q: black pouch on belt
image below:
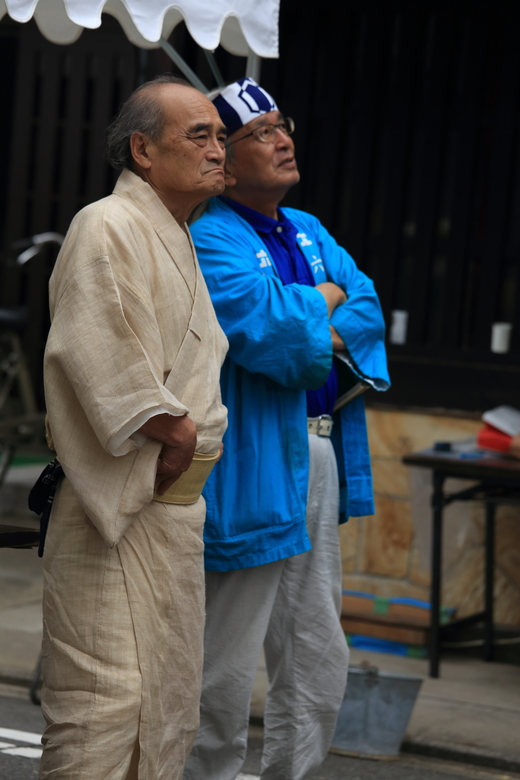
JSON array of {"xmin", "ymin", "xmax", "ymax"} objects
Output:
[{"xmin": 28, "ymin": 458, "xmax": 64, "ymax": 558}]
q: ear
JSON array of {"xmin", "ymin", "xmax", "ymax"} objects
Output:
[
  {"xmin": 130, "ymin": 132, "xmax": 153, "ymax": 170},
  {"xmin": 224, "ymin": 158, "xmax": 237, "ymax": 188}
]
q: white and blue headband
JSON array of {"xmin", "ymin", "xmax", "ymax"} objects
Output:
[{"xmin": 212, "ymin": 77, "xmax": 278, "ymax": 136}]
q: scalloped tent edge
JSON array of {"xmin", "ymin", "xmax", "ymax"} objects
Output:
[{"xmin": 0, "ymin": 0, "xmax": 280, "ymax": 91}]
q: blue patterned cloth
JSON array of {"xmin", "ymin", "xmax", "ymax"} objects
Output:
[{"xmin": 213, "ymin": 78, "xmax": 278, "ymax": 135}]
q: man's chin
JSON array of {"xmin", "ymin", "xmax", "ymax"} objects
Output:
[
  {"xmin": 278, "ymin": 168, "xmax": 300, "ymax": 185},
  {"xmin": 210, "ymin": 178, "xmax": 226, "ymax": 195},
  {"xmin": 194, "ymin": 177, "xmax": 225, "ymax": 200},
  {"xmin": 278, "ymin": 170, "xmax": 300, "ymax": 193}
]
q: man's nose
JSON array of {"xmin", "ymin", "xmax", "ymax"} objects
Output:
[
  {"xmin": 275, "ymin": 132, "xmax": 292, "ymax": 150},
  {"xmin": 208, "ymin": 138, "xmax": 226, "ymax": 163}
]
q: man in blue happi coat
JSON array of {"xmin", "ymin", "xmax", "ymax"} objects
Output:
[{"xmin": 183, "ymin": 78, "xmax": 390, "ymax": 780}]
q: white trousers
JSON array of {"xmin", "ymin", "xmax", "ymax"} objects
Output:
[{"xmin": 184, "ymin": 434, "xmax": 349, "ymax": 780}]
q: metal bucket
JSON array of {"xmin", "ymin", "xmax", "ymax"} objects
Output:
[{"xmin": 330, "ymin": 664, "xmax": 423, "ymax": 758}]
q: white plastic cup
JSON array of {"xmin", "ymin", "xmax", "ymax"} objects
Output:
[
  {"xmin": 389, "ymin": 310, "xmax": 409, "ymax": 345},
  {"xmin": 491, "ymin": 322, "xmax": 512, "ymax": 354}
]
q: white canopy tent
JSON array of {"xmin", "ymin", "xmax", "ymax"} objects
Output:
[{"xmin": 0, "ymin": 0, "xmax": 280, "ymax": 90}]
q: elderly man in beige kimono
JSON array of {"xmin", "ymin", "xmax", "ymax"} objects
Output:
[{"xmin": 40, "ymin": 75, "xmax": 228, "ymax": 780}]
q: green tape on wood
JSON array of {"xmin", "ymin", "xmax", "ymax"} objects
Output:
[
  {"xmin": 373, "ymin": 597, "xmax": 390, "ymax": 615},
  {"xmin": 406, "ymin": 645, "xmax": 427, "ymax": 658}
]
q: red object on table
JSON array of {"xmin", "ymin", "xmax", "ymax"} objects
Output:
[{"xmin": 477, "ymin": 423, "xmax": 512, "ymax": 453}]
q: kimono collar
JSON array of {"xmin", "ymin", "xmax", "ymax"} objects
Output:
[
  {"xmin": 114, "ymin": 169, "xmax": 198, "ymax": 298},
  {"xmin": 113, "ymin": 169, "xmax": 189, "ymax": 241}
]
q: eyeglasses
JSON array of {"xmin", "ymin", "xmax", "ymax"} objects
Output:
[{"xmin": 226, "ymin": 117, "xmax": 295, "ymax": 148}]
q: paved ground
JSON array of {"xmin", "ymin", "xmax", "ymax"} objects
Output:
[
  {"xmin": 242, "ymin": 728, "xmax": 520, "ymax": 779},
  {"xmin": 249, "ymin": 648, "xmax": 520, "ymax": 771},
  {"xmin": 0, "ymin": 465, "xmax": 42, "ymax": 688},
  {"xmin": 0, "ymin": 692, "xmax": 519, "ymax": 780},
  {"xmin": 0, "ymin": 687, "xmax": 44, "ymax": 780},
  {"xmin": 1, "ymin": 464, "xmax": 520, "ymax": 777}
]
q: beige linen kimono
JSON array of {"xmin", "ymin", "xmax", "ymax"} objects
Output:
[{"xmin": 40, "ymin": 170, "xmax": 228, "ymax": 780}]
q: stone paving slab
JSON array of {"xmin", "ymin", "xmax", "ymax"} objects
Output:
[
  {"xmin": 0, "ymin": 466, "xmax": 44, "ymax": 686},
  {"xmin": 251, "ymin": 647, "xmax": 520, "ymax": 771}
]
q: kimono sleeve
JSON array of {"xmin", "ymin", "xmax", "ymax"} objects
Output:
[
  {"xmin": 45, "ymin": 256, "xmax": 188, "ymax": 456},
  {"xmin": 308, "ymin": 216, "xmax": 390, "ymax": 388},
  {"xmin": 191, "ymin": 217, "xmax": 332, "ymax": 390}
]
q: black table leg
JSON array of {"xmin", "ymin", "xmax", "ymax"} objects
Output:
[
  {"xmin": 430, "ymin": 471, "xmax": 445, "ymax": 678},
  {"xmin": 484, "ymin": 501, "xmax": 495, "ymax": 661}
]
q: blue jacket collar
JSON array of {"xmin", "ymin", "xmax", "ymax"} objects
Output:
[{"xmin": 218, "ymin": 196, "xmax": 295, "ymax": 236}]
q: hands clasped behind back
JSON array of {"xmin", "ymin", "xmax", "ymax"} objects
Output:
[{"xmin": 139, "ymin": 413, "xmax": 197, "ymax": 495}]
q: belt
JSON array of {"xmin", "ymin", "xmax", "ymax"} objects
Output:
[
  {"xmin": 307, "ymin": 415, "xmax": 333, "ymax": 437},
  {"xmin": 153, "ymin": 450, "xmax": 220, "ymax": 505}
]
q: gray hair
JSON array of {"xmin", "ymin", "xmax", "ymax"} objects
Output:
[{"xmin": 106, "ymin": 74, "xmax": 192, "ymax": 171}]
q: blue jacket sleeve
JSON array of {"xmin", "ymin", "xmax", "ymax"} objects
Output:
[
  {"xmin": 293, "ymin": 212, "xmax": 390, "ymax": 387},
  {"xmin": 191, "ymin": 210, "xmax": 332, "ymax": 390}
]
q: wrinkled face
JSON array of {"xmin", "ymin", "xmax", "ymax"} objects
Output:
[
  {"xmin": 146, "ymin": 86, "xmax": 227, "ymax": 201},
  {"xmin": 225, "ymin": 110, "xmax": 300, "ymax": 196}
]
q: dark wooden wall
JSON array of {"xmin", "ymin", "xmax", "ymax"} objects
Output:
[
  {"xmin": 258, "ymin": 0, "xmax": 520, "ymax": 412},
  {"xmin": 2, "ymin": 16, "xmax": 138, "ymax": 247},
  {"xmin": 0, "ymin": 16, "xmax": 140, "ymax": 404},
  {"xmin": 1, "ymin": 0, "xmax": 519, "ymax": 412}
]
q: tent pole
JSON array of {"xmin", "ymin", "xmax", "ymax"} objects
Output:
[
  {"xmin": 159, "ymin": 38, "xmax": 208, "ymax": 93},
  {"xmin": 203, "ymin": 50, "xmax": 225, "ymax": 88},
  {"xmin": 246, "ymin": 49, "xmax": 261, "ymax": 82}
]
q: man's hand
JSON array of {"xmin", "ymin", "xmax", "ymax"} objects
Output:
[
  {"xmin": 316, "ymin": 282, "xmax": 347, "ymax": 317},
  {"xmin": 139, "ymin": 413, "xmax": 197, "ymax": 495},
  {"xmin": 330, "ymin": 326, "xmax": 346, "ymax": 351},
  {"xmin": 315, "ymin": 283, "xmax": 347, "ymax": 351}
]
